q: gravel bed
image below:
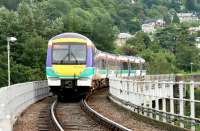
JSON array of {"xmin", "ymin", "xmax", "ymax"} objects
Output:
[
  {"xmin": 87, "ymin": 89, "xmax": 166, "ymax": 131},
  {"xmin": 13, "ymin": 97, "xmax": 53, "ymax": 131},
  {"xmin": 56, "ymin": 102, "xmax": 108, "ymax": 131}
]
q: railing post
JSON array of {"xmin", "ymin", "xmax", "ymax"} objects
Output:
[
  {"xmin": 138, "ymin": 82, "xmax": 142, "ymax": 115},
  {"xmin": 162, "ymin": 81, "xmax": 166, "ymax": 122},
  {"xmin": 179, "ymin": 81, "xmax": 184, "ymax": 128},
  {"xmin": 190, "ymin": 81, "xmax": 195, "ymax": 131},
  {"xmin": 126, "ymin": 81, "xmax": 130, "ymax": 102},
  {"xmin": 149, "ymin": 81, "xmax": 153, "ymax": 118},
  {"xmin": 132, "ymin": 81, "xmax": 136, "ymax": 105},
  {"xmin": 155, "ymin": 80, "xmax": 159, "ymax": 120},
  {"xmin": 134, "ymin": 81, "xmax": 138, "ymax": 112},
  {"xmin": 169, "ymin": 81, "xmax": 174, "ymax": 125},
  {"xmin": 143, "ymin": 82, "xmax": 147, "ymax": 116},
  {"xmin": 190, "ymin": 81, "xmax": 195, "ymax": 118}
]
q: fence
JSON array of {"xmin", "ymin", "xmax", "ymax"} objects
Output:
[
  {"xmin": 0, "ymin": 81, "xmax": 49, "ymax": 131},
  {"xmin": 109, "ymin": 78, "xmax": 200, "ymax": 130}
]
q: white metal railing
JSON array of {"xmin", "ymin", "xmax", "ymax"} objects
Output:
[
  {"xmin": 131, "ymin": 74, "xmax": 175, "ymax": 81},
  {"xmin": 109, "ymin": 78, "xmax": 200, "ymax": 130},
  {"xmin": 0, "ymin": 81, "xmax": 49, "ymax": 131},
  {"xmin": 143, "ymin": 74, "xmax": 175, "ymax": 81}
]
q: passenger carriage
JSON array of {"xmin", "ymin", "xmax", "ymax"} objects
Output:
[{"xmin": 46, "ymin": 33, "xmax": 145, "ymax": 99}]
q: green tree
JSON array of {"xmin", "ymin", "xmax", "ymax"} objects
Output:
[
  {"xmin": 163, "ymin": 14, "xmax": 171, "ymax": 25},
  {"xmin": 125, "ymin": 32, "xmax": 151, "ymax": 55},
  {"xmin": 17, "ymin": 36, "xmax": 47, "ymax": 68},
  {"xmin": 0, "ymin": 54, "xmax": 8, "ymax": 86},
  {"xmin": 169, "ymin": 0, "xmax": 181, "ymax": 12},
  {"xmin": 63, "ymin": 8, "xmax": 93, "ymax": 37},
  {"xmin": 0, "ymin": 0, "xmax": 20, "ymax": 10},
  {"xmin": 11, "ymin": 64, "xmax": 42, "ymax": 84},
  {"xmin": 155, "ymin": 25, "xmax": 195, "ymax": 53},
  {"xmin": 172, "ymin": 13, "xmax": 180, "ymax": 24},
  {"xmin": 176, "ymin": 43, "xmax": 200, "ymax": 72},
  {"xmin": 42, "ymin": 0, "xmax": 71, "ymax": 20},
  {"xmin": 0, "ymin": 7, "xmax": 19, "ymax": 44},
  {"xmin": 148, "ymin": 51, "xmax": 177, "ymax": 74},
  {"xmin": 128, "ymin": 18, "xmax": 141, "ymax": 34},
  {"xmin": 90, "ymin": 7, "xmax": 117, "ymax": 51},
  {"xmin": 185, "ymin": 0, "xmax": 196, "ymax": 11}
]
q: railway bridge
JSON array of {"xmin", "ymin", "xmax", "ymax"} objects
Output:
[{"xmin": 0, "ymin": 74, "xmax": 200, "ymax": 131}]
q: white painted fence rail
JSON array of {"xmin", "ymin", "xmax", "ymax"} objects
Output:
[
  {"xmin": 0, "ymin": 81, "xmax": 49, "ymax": 131},
  {"xmin": 142, "ymin": 74, "xmax": 175, "ymax": 81},
  {"xmin": 109, "ymin": 78, "xmax": 200, "ymax": 130}
]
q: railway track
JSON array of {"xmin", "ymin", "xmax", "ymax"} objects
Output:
[
  {"xmin": 14, "ymin": 92, "xmax": 131, "ymax": 131},
  {"xmin": 54, "ymin": 100, "xmax": 107, "ymax": 130},
  {"xmin": 52, "ymin": 97, "xmax": 131, "ymax": 131}
]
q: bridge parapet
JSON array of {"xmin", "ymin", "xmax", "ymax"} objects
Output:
[
  {"xmin": 0, "ymin": 81, "xmax": 49, "ymax": 131},
  {"xmin": 109, "ymin": 78, "xmax": 200, "ymax": 130}
]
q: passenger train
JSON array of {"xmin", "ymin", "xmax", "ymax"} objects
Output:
[{"xmin": 46, "ymin": 33, "xmax": 145, "ymax": 99}]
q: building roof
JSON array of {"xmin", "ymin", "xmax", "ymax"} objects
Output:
[
  {"xmin": 143, "ymin": 19, "xmax": 164, "ymax": 24},
  {"xmin": 177, "ymin": 13, "xmax": 197, "ymax": 17},
  {"xmin": 143, "ymin": 19, "xmax": 157, "ymax": 24},
  {"xmin": 117, "ymin": 33, "xmax": 132, "ymax": 39}
]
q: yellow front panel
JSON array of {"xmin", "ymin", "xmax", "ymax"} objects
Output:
[
  {"xmin": 52, "ymin": 38, "xmax": 86, "ymax": 43},
  {"xmin": 52, "ymin": 65, "xmax": 85, "ymax": 76}
]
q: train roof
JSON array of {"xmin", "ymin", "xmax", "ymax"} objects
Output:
[
  {"xmin": 96, "ymin": 50, "xmax": 145, "ymax": 64},
  {"xmin": 49, "ymin": 33, "xmax": 94, "ymax": 47},
  {"xmin": 50, "ymin": 33, "xmax": 88, "ymax": 40}
]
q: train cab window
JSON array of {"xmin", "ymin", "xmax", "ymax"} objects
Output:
[
  {"xmin": 52, "ymin": 43, "xmax": 86, "ymax": 64},
  {"xmin": 70, "ymin": 44, "xmax": 86, "ymax": 63},
  {"xmin": 52, "ymin": 44, "xmax": 69, "ymax": 64}
]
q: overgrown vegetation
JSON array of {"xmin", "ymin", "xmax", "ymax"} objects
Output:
[{"xmin": 0, "ymin": 0, "xmax": 200, "ymax": 86}]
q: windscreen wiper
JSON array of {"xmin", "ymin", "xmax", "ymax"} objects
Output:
[
  {"xmin": 60, "ymin": 53, "xmax": 69, "ymax": 64},
  {"xmin": 70, "ymin": 52, "xmax": 79, "ymax": 64},
  {"xmin": 59, "ymin": 52, "xmax": 79, "ymax": 64}
]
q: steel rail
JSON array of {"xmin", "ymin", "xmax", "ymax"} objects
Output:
[
  {"xmin": 81, "ymin": 99, "xmax": 132, "ymax": 131},
  {"xmin": 50, "ymin": 100, "xmax": 64, "ymax": 131}
]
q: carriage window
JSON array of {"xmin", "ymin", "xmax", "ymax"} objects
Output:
[
  {"xmin": 122, "ymin": 62, "xmax": 128, "ymax": 70},
  {"xmin": 131, "ymin": 63, "xmax": 135, "ymax": 70},
  {"xmin": 102, "ymin": 60, "xmax": 106, "ymax": 69},
  {"xmin": 100, "ymin": 59, "xmax": 106, "ymax": 69}
]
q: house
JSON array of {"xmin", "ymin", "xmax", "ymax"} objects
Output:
[
  {"xmin": 142, "ymin": 23, "xmax": 156, "ymax": 33},
  {"xmin": 115, "ymin": 33, "xmax": 134, "ymax": 47},
  {"xmin": 188, "ymin": 26, "xmax": 200, "ymax": 34},
  {"xmin": 131, "ymin": 0, "xmax": 138, "ymax": 4},
  {"xmin": 177, "ymin": 13, "xmax": 199, "ymax": 23},
  {"xmin": 195, "ymin": 37, "xmax": 200, "ymax": 48},
  {"xmin": 197, "ymin": 43, "xmax": 200, "ymax": 48},
  {"xmin": 142, "ymin": 19, "xmax": 165, "ymax": 33}
]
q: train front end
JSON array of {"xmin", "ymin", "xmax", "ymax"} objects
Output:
[{"xmin": 46, "ymin": 33, "xmax": 94, "ymax": 99}]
